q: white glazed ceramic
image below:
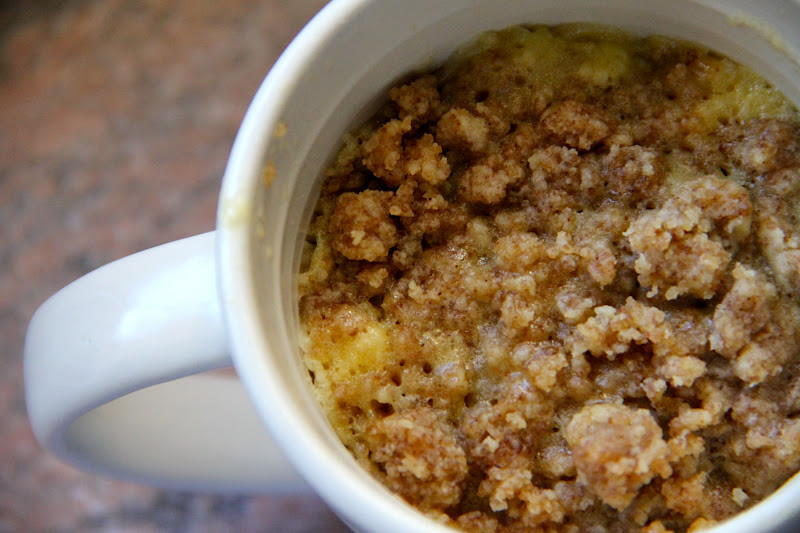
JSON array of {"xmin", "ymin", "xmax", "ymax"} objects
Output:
[{"xmin": 24, "ymin": 0, "xmax": 800, "ymax": 531}]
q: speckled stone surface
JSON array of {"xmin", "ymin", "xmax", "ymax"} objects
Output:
[{"xmin": 1, "ymin": 1, "xmax": 352, "ymax": 531}]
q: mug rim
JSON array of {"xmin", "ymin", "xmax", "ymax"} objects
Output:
[{"xmin": 217, "ymin": 0, "xmax": 800, "ymax": 531}]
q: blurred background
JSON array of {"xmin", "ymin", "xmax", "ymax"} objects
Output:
[{"xmin": 0, "ymin": 0, "xmax": 352, "ymax": 531}]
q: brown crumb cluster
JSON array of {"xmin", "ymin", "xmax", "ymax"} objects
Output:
[{"xmin": 298, "ymin": 24, "xmax": 800, "ymax": 532}]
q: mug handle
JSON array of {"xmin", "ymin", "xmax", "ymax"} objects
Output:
[{"xmin": 24, "ymin": 232, "xmax": 308, "ymax": 493}]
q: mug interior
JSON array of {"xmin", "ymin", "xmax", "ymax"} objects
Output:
[{"xmin": 219, "ymin": 0, "xmax": 800, "ymax": 531}]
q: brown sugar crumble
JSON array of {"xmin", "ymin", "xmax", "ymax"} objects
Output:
[{"xmin": 297, "ymin": 24, "xmax": 800, "ymax": 532}]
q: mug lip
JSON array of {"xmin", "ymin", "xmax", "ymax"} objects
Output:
[{"xmin": 216, "ymin": 0, "xmax": 800, "ymax": 531}]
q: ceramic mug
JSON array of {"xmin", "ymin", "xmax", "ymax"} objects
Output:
[{"xmin": 24, "ymin": 0, "xmax": 800, "ymax": 531}]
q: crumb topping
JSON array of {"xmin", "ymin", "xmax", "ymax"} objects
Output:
[{"xmin": 298, "ymin": 24, "xmax": 800, "ymax": 532}]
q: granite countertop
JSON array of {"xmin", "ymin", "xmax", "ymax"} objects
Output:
[{"xmin": 1, "ymin": 1, "xmax": 350, "ymax": 531}]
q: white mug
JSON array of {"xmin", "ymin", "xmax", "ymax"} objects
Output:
[{"xmin": 24, "ymin": 0, "xmax": 800, "ymax": 531}]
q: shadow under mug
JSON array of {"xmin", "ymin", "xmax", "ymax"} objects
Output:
[{"xmin": 24, "ymin": 0, "xmax": 800, "ymax": 531}]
